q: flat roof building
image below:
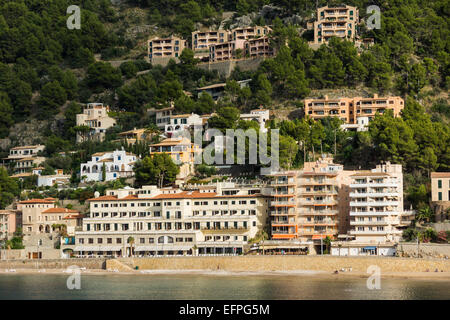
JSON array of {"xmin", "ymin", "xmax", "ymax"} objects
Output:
[
  {"xmin": 304, "ymin": 95, "xmax": 404, "ymax": 131},
  {"xmin": 312, "ymin": 5, "xmax": 359, "ymax": 45},
  {"xmin": 74, "ymin": 183, "xmax": 269, "ymax": 257}
]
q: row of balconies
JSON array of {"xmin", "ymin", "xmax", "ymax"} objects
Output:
[{"xmin": 350, "ymin": 201, "xmax": 399, "ymax": 207}]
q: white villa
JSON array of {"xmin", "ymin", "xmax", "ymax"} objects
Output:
[
  {"xmin": 80, "ymin": 150, "xmax": 137, "ymax": 182},
  {"xmin": 239, "ymin": 108, "xmax": 270, "ymax": 133},
  {"xmin": 164, "ymin": 113, "xmax": 203, "ymax": 137},
  {"xmin": 37, "ymin": 169, "xmax": 71, "ymax": 187}
]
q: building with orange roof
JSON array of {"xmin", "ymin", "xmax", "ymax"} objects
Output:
[
  {"xmin": 74, "ymin": 183, "xmax": 269, "ymax": 257},
  {"xmin": 80, "ymin": 149, "xmax": 137, "ymax": 182}
]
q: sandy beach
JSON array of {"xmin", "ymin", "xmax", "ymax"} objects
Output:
[{"xmin": 1, "ymin": 267, "xmax": 450, "ymax": 281}]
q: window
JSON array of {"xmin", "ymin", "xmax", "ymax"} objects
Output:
[
  {"xmin": 438, "ymin": 180, "xmax": 442, "ymax": 188},
  {"xmin": 438, "ymin": 192, "xmax": 442, "ymax": 201},
  {"xmin": 116, "ymin": 238, "xmax": 122, "ymax": 244}
]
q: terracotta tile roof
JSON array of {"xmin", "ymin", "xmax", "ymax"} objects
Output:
[
  {"xmin": 431, "ymin": 172, "xmax": 450, "ymax": 178},
  {"xmin": 42, "ymin": 207, "xmax": 79, "ymax": 214},
  {"xmin": 350, "ymin": 172, "xmax": 390, "ymax": 177},
  {"xmin": 18, "ymin": 198, "xmax": 56, "ymax": 204},
  {"xmin": 87, "ymin": 195, "xmax": 118, "ymax": 201},
  {"xmin": 63, "ymin": 214, "xmax": 84, "ymax": 220},
  {"xmin": 86, "ymin": 191, "xmax": 264, "ymax": 201}
]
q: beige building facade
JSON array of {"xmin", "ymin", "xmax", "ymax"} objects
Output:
[
  {"xmin": 74, "ymin": 183, "xmax": 269, "ymax": 257},
  {"xmin": 76, "ymin": 103, "xmax": 116, "ymax": 143},
  {"xmin": 312, "ymin": 5, "xmax": 359, "ymax": 45},
  {"xmin": 348, "ymin": 162, "xmax": 413, "ymax": 244},
  {"xmin": 148, "ymin": 36, "xmax": 186, "ymax": 64},
  {"xmin": 304, "ymin": 95, "xmax": 404, "ymax": 131}
]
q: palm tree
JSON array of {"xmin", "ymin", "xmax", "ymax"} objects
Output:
[
  {"xmin": 416, "ymin": 206, "xmax": 433, "ymax": 224},
  {"xmin": 323, "ymin": 236, "xmax": 332, "ymax": 254},
  {"xmin": 127, "ymin": 236, "xmax": 135, "ymax": 257}
]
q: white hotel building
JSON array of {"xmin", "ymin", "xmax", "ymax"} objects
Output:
[
  {"xmin": 348, "ymin": 162, "xmax": 413, "ymax": 244},
  {"xmin": 74, "ymin": 183, "xmax": 269, "ymax": 257}
]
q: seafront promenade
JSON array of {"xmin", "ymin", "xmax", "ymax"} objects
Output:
[
  {"xmin": 110, "ymin": 256, "xmax": 450, "ymax": 274},
  {"xmin": 0, "ymin": 256, "xmax": 449, "ymax": 279}
]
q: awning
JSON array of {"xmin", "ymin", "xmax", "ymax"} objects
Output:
[
  {"xmin": 74, "ymin": 246, "xmax": 122, "ymax": 252},
  {"xmin": 312, "ymin": 235, "xmax": 328, "ymax": 240},
  {"xmin": 363, "ymin": 246, "xmax": 377, "ymax": 250}
]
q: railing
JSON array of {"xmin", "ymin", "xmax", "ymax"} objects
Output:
[
  {"xmin": 270, "ymin": 201, "xmax": 296, "ymax": 206},
  {"xmin": 350, "ymin": 201, "xmax": 399, "ymax": 207}
]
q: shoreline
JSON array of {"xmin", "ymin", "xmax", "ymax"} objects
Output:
[{"xmin": 1, "ymin": 268, "xmax": 450, "ymax": 281}]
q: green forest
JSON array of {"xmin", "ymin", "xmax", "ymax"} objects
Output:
[{"xmin": 0, "ymin": 0, "xmax": 448, "ymax": 213}]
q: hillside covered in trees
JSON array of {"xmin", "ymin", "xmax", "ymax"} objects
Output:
[{"xmin": 0, "ymin": 0, "xmax": 448, "ymax": 211}]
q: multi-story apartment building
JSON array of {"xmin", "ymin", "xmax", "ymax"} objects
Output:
[
  {"xmin": 165, "ymin": 113, "xmax": 203, "ymax": 138},
  {"xmin": 74, "ymin": 183, "xmax": 269, "ymax": 257},
  {"xmin": 12, "ymin": 157, "xmax": 46, "ymax": 174},
  {"xmin": 348, "ymin": 162, "xmax": 413, "ymax": 244},
  {"xmin": 0, "ymin": 210, "xmax": 21, "ymax": 239},
  {"xmin": 149, "ymin": 137, "xmax": 201, "ymax": 179},
  {"xmin": 2, "ymin": 145, "xmax": 46, "ymax": 174},
  {"xmin": 231, "ymin": 26, "xmax": 272, "ymax": 41},
  {"xmin": 17, "ymin": 198, "xmax": 57, "ymax": 235},
  {"xmin": 155, "ymin": 106, "xmax": 175, "ymax": 129},
  {"xmin": 431, "ymin": 172, "xmax": 450, "ymax": 221},
  {"xmin": 312, "ymin": 5, "xmax": 359, "ymax": 45},
  {"xmin": 6, "ymin": 145, "xmax": 45, "ymax": 160},
  {"xmin": 268, "ymin": 172, "xmax": 299, "ymax": 240},
  {"xmin": 209, "ymin": 39, "xmax": 246, "ymax": 62},
  {"xmin": 80, "ymin": 150, "xmax": 137, "ymax": 182},
  {"xmin": 192, "ymin": 30, "xmax": 231, "ymax": 59},
  {"xmin": 76, "ymin": 103, "xmax": 116, "ymax": 143},
  {"xmin": 304, "ymin": 95, "xmax": 404, "ymax": 131},
  {"xmin": 244, "ymin": 36, "xmax": 274, "ymax": 59},
  {"xmin": 297, "ymin": 161, "xmax": 342, "ymax": 243},
  {"xmin": 148, "ymin": 36, "xmax": 186, "ymax": 64}
]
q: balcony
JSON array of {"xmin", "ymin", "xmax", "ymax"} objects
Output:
[
  {"xmin": 350, "ymin": 201, "xmax": 399, "ymax": 207},
  {"xmin": 298, "ymin": 210, "xmax": 338, "ymax": 216},
  {"xmin": 350, "ymin": 183, "xmax": 398, "ymax": 188},
  {"xmin": 270, "ymin": 179, "xmax": 296, "ymax": 186},
  {"xmin": 350, "ymin": 211, "xmax": 399, "ymax": 216},
  {"xmin": 299, "ymin": 199, "xmax": 337, "ymax": 206},
  {"xmin": 349, "ymin": 230, "xmax": 387, "ymax": 235},
  {"xmin": 270, "ymin": 210, "xmax": 296, "ymax": 215},
  {"xmin": 349, "ymin": 192, "xmax": 398, "ymax": 197},
  {"xmin": 270, "ymin": 201, "xmax": 296, "ymax": 207},
  {"xmin": 350, "ymin": 220, "xmax": 388, "ymax": 226},
  {"xmin": 201, "ymin": 227, "xmax": 249, "ymax": 235},
  {"xmin": 270, "ymin": 190, "xmax": 296, "ymax": 196}
]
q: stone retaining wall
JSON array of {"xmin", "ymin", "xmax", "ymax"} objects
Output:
[
  {"xmin": 0, "ymin": 258, "xmax": 106, "ymax": 270},
  {"xmin": 118, "ymin": 256, "xmax": 450, "ymax": 273},
  {"xmin": 397, "ymin": 243, "xmax": 450, "ymax": 258}
]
